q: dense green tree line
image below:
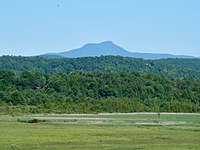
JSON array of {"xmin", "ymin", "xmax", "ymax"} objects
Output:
[
  {"xmin": 0, "ymin": 70, "xmax": 199, "ymax": 114},
  {"xmin": 1, "ymin": 55, "xmax": 200, "ymax": 78},
  {"xmin": 156, "ymin": 58, "xmax": 200, "ymax": 71}
]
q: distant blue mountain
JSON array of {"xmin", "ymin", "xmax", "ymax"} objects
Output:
[{"xmin": 41, "ymin": 41, "xmax": 195, "ymax": 59}]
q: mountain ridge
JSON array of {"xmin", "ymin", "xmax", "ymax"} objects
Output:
[{"xmin": 41, "ymin": 41, "xmax": 195, "ymax": 59}]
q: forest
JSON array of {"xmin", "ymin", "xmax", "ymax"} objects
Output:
[
  {"xmin": 1, "ymin": 55, "xmax": 200, "ymax": 78},
  {"xmin": 0, "ymin": 70, "xmax": 199, "ymax": 114}
]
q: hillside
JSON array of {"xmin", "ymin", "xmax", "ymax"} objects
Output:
[
  {"xmin": 41, "ymin": 41, "xmax": 194, "ymax": 59},
  {"xmin": 1, "ymin": 55, "xmax": 200, "ymax": 78},
  {"xmin": 0, "ymin": 70, "xmax": 199, "ymax": 113},
  {"xmin": 1, "ymin": 56, "xmax": 200, "ymax": 113}
]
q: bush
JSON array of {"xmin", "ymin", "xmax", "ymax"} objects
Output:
[{"xmin": 17, "ymin": 118, "xmax": 47, "ymax": 123}]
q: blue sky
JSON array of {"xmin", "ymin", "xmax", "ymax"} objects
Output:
[{"xmin": 0, "ymin": 0, "xmax": 200, "ymax": 56}]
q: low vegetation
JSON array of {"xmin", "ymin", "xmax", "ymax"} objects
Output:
[{"xmin": 0, "ymin": 113, "xmax": 199, "ymax": 150}]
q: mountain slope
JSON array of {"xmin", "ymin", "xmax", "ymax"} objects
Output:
[{"xmin": 42, "ymin": 41, "xmax": 194, "ymax": 59}]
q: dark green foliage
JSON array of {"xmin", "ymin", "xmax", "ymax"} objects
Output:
[
  {"xmin": 17, "ymin": 118, "xmax": 47, "ymax": 123},
  {"xmin": 1, "ymin": 55, "xmax": 200, "ymax": 78},
  {"xmin": 0, "ymin": 70, "xmax": 199, "ymax": 113}
]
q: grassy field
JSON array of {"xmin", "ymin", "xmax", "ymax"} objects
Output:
[{"xmin": 0, "ymin": 113, "xmax": 200, "ymax": 150}]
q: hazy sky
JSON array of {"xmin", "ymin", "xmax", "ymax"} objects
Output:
[{"xmin": 0, "ymin": 0, "xmax": 200, "ymax": 56}]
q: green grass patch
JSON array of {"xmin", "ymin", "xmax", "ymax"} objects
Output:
[{"xmin": 0, "ymin": 113, "xmax": 199, "ymax": 150}]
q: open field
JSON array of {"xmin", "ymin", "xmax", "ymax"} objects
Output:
[{"xmin": 0, "ymin": 113, "xmax": 200, "ymax": 150}]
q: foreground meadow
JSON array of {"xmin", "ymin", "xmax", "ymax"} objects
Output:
[{"xmin": 0, "ymin": 113, "xmax": 199, "ymax": 150}]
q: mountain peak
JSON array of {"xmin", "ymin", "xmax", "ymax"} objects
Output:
[
  {"xmin": 64, "ymin": 41, "xmax": 129, "ymax": 57},
  {"xmin": 41, "ymin": 41, "xmax": 195, "ymax": 59},
  {"xmin": 82, "ymin": 41, "xmax": 114, "ymax": 47},
  {"xmin": 99, "ymin": 41, "xmax": 114, "ymax": 45}
]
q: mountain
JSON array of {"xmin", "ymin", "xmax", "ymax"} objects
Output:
[{"xmin": 41, "ymin": 41, "xmax": 194, "ymax": 59}]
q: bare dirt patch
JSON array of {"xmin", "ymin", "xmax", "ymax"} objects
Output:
[{"xmin": 133, "ymin": 121, "xmax": 187, "ymax": 126}]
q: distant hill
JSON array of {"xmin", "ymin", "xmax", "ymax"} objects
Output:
[
  {"xmin": 41, "ymin": 41, "xmax": 194, "ymax": 59},
  {"xmin": 1, "ymin": 55, "xmax": 200, "ymax": 78}
]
